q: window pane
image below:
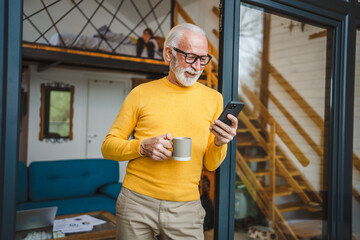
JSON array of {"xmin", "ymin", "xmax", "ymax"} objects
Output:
[
  {"xmin": 235, "ymin": 4, "xmax": 330, "ymax": 239},
  {"xmin": 353, "ymin": 29, "xmax": 360, "ymax": 240},
  {"xmin": 49, "ymin": 90, "xmax": 70, "ymax": 137}
]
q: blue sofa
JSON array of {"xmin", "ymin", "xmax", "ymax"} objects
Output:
[{"xmin": 17, "ymin": 159, "xmax": 122, "ymax": 216}]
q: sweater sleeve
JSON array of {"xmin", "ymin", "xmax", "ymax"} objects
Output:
[
  {"xmin": 203, "ymin": 94, "xmax": 228, "ymax": 171},
  {"xmin": 101, "ymin": 87, "xmax": 143, "ymax": 161}
]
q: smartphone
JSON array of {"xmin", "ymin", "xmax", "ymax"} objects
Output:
[{"xmin": 218, "ymin": 101, "xmax": 245, "ymax": 126}]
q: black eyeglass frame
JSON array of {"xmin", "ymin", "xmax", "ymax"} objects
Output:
[{"xmin": 172, "ymin": 47, "xmax": 212, "ymax": 66}]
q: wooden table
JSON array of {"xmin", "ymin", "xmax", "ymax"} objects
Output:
[
  {"xmin": 16, "ymin": 211, "xmax": 116, "ymax": 240},
  {"xmin": 50, "ymin": 211, "xmax": 116, "ymax": 240}
]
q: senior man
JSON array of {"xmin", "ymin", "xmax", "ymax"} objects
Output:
[{"xmin": 101, "ymin": 23, "xmax": 238, "ymax": 240}]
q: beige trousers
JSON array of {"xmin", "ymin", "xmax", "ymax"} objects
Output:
[{"xmin": 116, "ymin": 187, "xmax": 206, "ymax": 240}]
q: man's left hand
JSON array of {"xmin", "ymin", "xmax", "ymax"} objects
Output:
[{"xmin": 210, "ymin": 114, "xmax": 238, "ymax": 146}]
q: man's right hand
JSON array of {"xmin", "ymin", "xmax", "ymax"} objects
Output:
[{"xmin": 140, "ymin": 133, "xmax": 173, "ymax": 161}]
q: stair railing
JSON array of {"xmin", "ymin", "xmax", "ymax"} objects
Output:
[
  {"xmin": 241, "ymin": 84, "xmax": 310, "ymax": 167},
  {"xmin": 236, "ymin": 150, "xmax": 299, "ymax": 240},
  {"xmin": 265, "ymin": 61, "xmax": 360, "ymax": 171},
  {"xmin": 269, "ymin": 121, "xmax": 276, "ymax": 228},
  {"xmin": 264, "ymin": 62, "xmax": 360, "ymax": 201}
]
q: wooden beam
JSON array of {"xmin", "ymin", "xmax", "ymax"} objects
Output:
[
  {"xmin": 239, "ymin": 111, "xmax": 267, "ymax": 148},
  {"xmin": 354, "ymin": 153, "xmax": 360, "ymax": 171},
  {"xmin": 236, "ymin": 152, "xmax": 299, "ymax": 239},
  {"xmin": 205, "ymin": 63, "xmax": 212, "ymax": 87},
  {"xmin": 22, "ymin": 43, "xmax": 169, "ymax": 74},
  {"xmin": 212, "ymin": 6, "xmax": 219, "ymax": 18},
  {"xmin": 276, "ymin": 158, "xmax": 311, "ymax": 203},
  {"xmin": 174, "ymin": 1, "xmax": 219, "ymax": 60},
  {"xmin": 242, "ymin": 84, "xmax": 310, "ymax": 167},
  {"xmin": 276, "ymin": 146, "xmax": 323, "ymax": 203},
  {"xmin": 175, "ymin": 1, "xmax": 195, "ymax": 24},
  {"xmin": 174, "ymin": 1, "xmax": 178, "ymax": 26},
  {"xmin": 23, "ymin": 43, "xmax": 168, "ymax": 66},
  {"xmin": 267, "ymin": 62, "xmax": 324, "ymax": 130},
  {"xmin": 268, "ymin": 91, "xmax": 323, "ymax": 158},
  {"xmin": 309, "ymin": 30, "xmax": 327, "ymax": 40},
  {"xmin": 269, "ymin": 122, "xmax": 276, "ymax": 228},
  {"xmin": 212, "ymin": 29, "xmax": 219, "ymax": 39},
  {"xmin": 259, "ymin": 13, "xmax": 271, "ymax": 127},
  {"xmin": 353, "ymin": 187, "xmax": 360, "ymax": 203}
]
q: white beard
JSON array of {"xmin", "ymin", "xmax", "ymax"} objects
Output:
[{"xmin": 170, "ymin": 56, "xmax": 203, "ymax": 87}]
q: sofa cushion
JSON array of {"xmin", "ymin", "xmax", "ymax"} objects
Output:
[
  {"xmin": 29, "ymin": 159, "xmax": 119, "ymax": 201},
  {"xmin": 17, "ymin": 161, "xmax": 28, "ymax": 203},
  {"xmin": 17, "ymin": 194, "xmax": 116, "ymax": 216},
  {"xmin": 99, "ymin": 182, "xmax": 122, "ymax": 199}
]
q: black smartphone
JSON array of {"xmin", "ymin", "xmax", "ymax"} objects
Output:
[{"xmin": 218, "ymin": 101, "xmax": 245, "ymax": 126}]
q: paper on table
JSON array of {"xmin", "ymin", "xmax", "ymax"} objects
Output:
[{"xmin": 53, "ymin": 214, "xmax": 106, "ymax": 234}]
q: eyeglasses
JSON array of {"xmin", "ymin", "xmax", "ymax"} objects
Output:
[{"xmin": 172, "ymin": 47, "xmax": 212, "ymax": 66}]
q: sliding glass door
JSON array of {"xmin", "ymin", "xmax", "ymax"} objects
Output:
[{"xmin": 234, "ymin": 4, "xmax": 330, "ymax": 239}]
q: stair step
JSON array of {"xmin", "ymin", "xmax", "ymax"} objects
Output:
[
  {"xmin": 237, "ymin": 141, "xmax": 258, "ymax": 147},
  {"xmin": 252, "ymin": 170, "xmax": 302, "ymax": 178},
  {"xmin": 277, "ymin": 169, "xmax": 301, "ymax": 176},
  {"xmin": 254, "ymin": 170, "xmax": 270, "ymax": 177},
  {"xmin": 277, "ymin": 201, "xmax": 322, "ymax": 213},
  {"xmin": 237, "ymin": 128, "xmax": 262, "ymax": 133},
  {"xmin": 264, "ymin": 185, "xmax": 307, "ymax": 197},
  {"xmin": 244, "ymin": 156, "xmax": 269, "ymax": 162},
  {"xmin": 277, "ymin": 201, "xmax": 305, "ymax": 213},
  {"xmin": 264, "ymin": 185, "xmax": 294, "ymax": 197},
  {"xmin": 244, "ymin": 155, "xmax": 284, "ymax": 162},
  {"xmin": 288, "ymin": 170, "xmax": 301, "ymax": 176},
  {"xmin": 288, "ymin": 219, "xmax": 322, "ymax": 239}
]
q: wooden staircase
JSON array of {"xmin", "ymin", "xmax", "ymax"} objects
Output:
[
  {"xmin": 236, "ymin": 84, "xmax": 322, "ymax": 239},
  {"xmin": 174, "ymin": 2, "xmax": 360, "ymax": 239}
]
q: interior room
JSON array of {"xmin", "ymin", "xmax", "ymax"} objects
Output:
[{"xmin": 0, "ymin": 0, "xmax": 359, "ymax": 239}]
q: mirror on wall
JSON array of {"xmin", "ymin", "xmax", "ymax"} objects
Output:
[{"xmin": 39, "ymin": 82, "xmax": 74, "ymax": 142}]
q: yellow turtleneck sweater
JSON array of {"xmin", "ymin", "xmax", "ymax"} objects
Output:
[{"xmin": 101, "ymin": 77, "xmax": 227, "ymax": 201}]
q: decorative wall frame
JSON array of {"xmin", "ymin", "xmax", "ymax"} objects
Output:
[{"xmin": 39, "ymin": 82, "xmax": 74, "ymax": 142}]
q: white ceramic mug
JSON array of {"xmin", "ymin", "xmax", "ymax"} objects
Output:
[{"xmin": 172, "ymin": 137, "xmax": 192, "ymax": 161}]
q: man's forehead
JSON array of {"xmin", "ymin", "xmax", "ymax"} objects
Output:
[{"xmin": 178, "ymin": 31, "xmax": 208, "ymax": 54}]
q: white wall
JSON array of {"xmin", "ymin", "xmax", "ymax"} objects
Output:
[
  {"xmin": 26, "ymin": 65, "xmax": 145, "ymax": 181},
  {"xmin": 267, "ymin": 16, "xmax": 328, "ymax": 192}
]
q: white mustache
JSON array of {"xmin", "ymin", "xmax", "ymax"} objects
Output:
[{"xmin": 184, "ymin": 67, "xmax": 202, "ymax": 76}]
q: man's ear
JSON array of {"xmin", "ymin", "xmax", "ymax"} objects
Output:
[{"xmin": 164, "ymin": 46, "xmax": 172, "ymax": 62}]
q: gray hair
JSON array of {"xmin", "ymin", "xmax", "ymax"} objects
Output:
[{"xmin": 163, "ymin": 23, "xmax": 206, "ymax": 63}]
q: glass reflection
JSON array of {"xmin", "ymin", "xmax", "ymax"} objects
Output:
[{"xmin": 235, "ymin": 4, "xmax": 330, "ymax": 239}]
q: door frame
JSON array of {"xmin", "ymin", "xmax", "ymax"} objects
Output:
[
  {"xmin": 0, "ymin": 0, "xmax": 359, "ymax": 239},
  {"xmin": 215, "ymin": 0, "xmax": 359, "ymax": 239},
  {"xmin": 0, "ymin": 0, "xmax": 22, "ymax": 239}
]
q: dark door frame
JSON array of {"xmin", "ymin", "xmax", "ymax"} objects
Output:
[
  {"xmin": 0, "ymin": 0, "xmax": 22, "ymax": 239},
  {"xmin": 215, "ymin": 0, "xmax": 359, "ymax": 240},
  {"xmin": 0, "ymin": 0, "xmax": 359, "ymax": 239}
]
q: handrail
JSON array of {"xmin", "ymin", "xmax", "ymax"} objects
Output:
[
  {"xmin": 242, "ymin": 84, "xmax": 310, "ymax": 167},
  {"xmin": 266, "ymin": 62, "xmax": 360, "ymax": 170},
  {"xmin": 236, "ymin": 151, "xmax": 299, "ymax": 239},
  {"xmin": 268, "ymin": 91, "xmax": 323, "ymax": 158},
  {"xmin": 266, "ymin": 62, "xmax": 324, "ymax": 130},
  {"xmin": 269, "ymin": 122, "xmax": 276, "ymax": 228}
]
